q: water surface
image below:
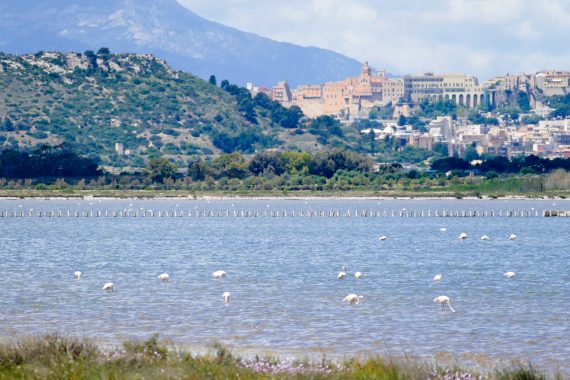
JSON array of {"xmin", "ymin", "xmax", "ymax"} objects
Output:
[{"xmin": 0, "ymin": 199, "xmax": 569, "ymax": 372}]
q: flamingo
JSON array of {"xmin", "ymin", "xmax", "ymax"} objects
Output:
[
  {"xmin": 480, "ymin": 235, "xmax": 490, "ymax": 241},
  {"xmin": 378, "ymin": 235, "xmax": 387, "ymax": 241},
  {"xmin": 504, "ymin": 271, "xmax": 516, "ymax": 278},
  {"xmin": 343, "ymin": 294, "xmax": 364, "ymax": 305},
  {"xmin": 508, "ymin": 234, "xmax": 517, "ymax": 241},
  {"xmin": 434, "ymin": 295, "xmax": 455, "ymax": 312},
  {"xmin": 74, "ymin": 271, "xmax": 82, "ymax": 279},
  {"xmin": 354, "ymin": 272, "xmax": 362, "ymax": 279},
  {"xmin": 158, "ymin": 273, "xmax": 170, "ymax": 282},
  {"xmin": 212, "ymin": 270, "xmax": 227, "ymax": 279},
  {"xmin": 223, "ymin": 291, "xmax": 231, "ymax": 304},
  {"xmin": 459, "ymin": 232, "xmax": 468, "ymax": 240},
  {"xmin": 433, "ymin": 274, "xmax": 442, "ymax": 282},
  {"xmin": 102, "ymin": 282, "xmax": 114, "ymax": 292},
  {"xmin": 337, "ymin": 266, "xmax": 347, "ymax": 279}
]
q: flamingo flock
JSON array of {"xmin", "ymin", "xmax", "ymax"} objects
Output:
[
  {"xmin": 71, "ymin": 228, "xmax": 519, "ymax": 312},
  {"xmin": 339, "ymin": 230, "xmax": 521, "ymax": 312}
]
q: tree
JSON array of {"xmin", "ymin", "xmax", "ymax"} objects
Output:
[
  {"xmin": 282, "ymin": 151, "xmax": 313, "ymax": 174},
  {"xmin": 84, "ymin": 50, "xmax": 98, "ymax": 70},
  {"xmin": 419, "ymin": 99, "xmax": 457, "ymax": 118},
  {"xmin": 368, "ymin": 130, "xmax": 375, "ymax": 151},
  {"xmin": 398, "ymin": 114, "xmax": 407, "ymax": 126},
  {"xmin": 549, "ymin": 94, "xmax": 570, "ymax": 118},
  {"xmin": 220, "ymin": 79, "xmax": 230, "ymax": 91},
  {"xmin": 431, "ymin": 157, "xmax": 470, "ymax": 172},
  {"xmin": 209, "ymin": 75, "xmax": 217, "ymax": 86},
  {"xmin": 279, "ymin": 105, "xmax": 303, "ymax": 129},
  {"xmin": 254, "ymin": 93, "xmax": 272, "ymax": 109},
  {"xmin": 463, "ymin": 143, "xmax": 480, "ymax": 162},
  {"xmin": 145, "ymin": 157, "xmax": 176, "ymax": 183},
  {"xmin": 97, "ymin": 47, "xmax": 110, "ymax": 57},
  {"xmin": 369, "ymin": 108, "xmax": 379, "ymax": 120},
  {"xmin": 432, "ymin": 143, "xmax": 449, "ymax": 157},
  {"xmin": 211, "ymin": 153, "xmax": 249, "ymax": 179},
  {"xmin": 517, "ymin": 91, "xmax": 531, "ymax": 112},
  {"xmin": 188, "ymin": 158, "xmax": 208, "ymax": 181},
  {"xmin": 310, "ymin": 115, "xmax": 343, "ymax": 137},
  {"xmin": 310, "ymin": 149, "xmax": 372, "ymax": 178},
  {"xmin": 250, "ymin": 151, "xmax": 286, "ymax": 176}
]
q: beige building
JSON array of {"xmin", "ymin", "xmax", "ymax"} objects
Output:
[
  {"xmin": 272, "ymin": 81, "xmax": 293, "ymax": 103},
  {"xmin": 428, "ymin": 116, "xmax": 454, "ymax": 141},
  {"xmin": 404, "ymin": 73, "xmax": 485, "ymax": 108},
  {"xmin": 482, "ymin": 74, "xmax": 531, "ymax": 92},
  {"xmin": 535, "ymin": 70, "xmax": 570, "ymax": 96},
  {"xmin": 408, "ymin": 133, "xmax": 435, "ymax": 150},
  {"xmin": 383, "ymin": 77, "xmax": 405, "ymax": 104},
  {"xmin": 275, "ymin": 62, "xmax": 405, "ymax": 118}
]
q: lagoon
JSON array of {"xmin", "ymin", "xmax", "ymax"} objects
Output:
[{"xmin": 0, "ymin": 199, "xmax": 569, "ymax": 371}]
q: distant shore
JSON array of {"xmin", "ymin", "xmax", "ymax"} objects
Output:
[{"xmin": 0, "ymin": 189, "xmax": 568, "ymax": 201}]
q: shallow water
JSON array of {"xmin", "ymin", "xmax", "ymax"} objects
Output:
[{"xmin": 0, "ymin": 199, "xmax": 569, "ymax": 372}]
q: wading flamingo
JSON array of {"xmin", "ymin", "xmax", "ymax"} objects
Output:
[{"xmin": 434, "ymin": 295, "xmax": 455, "ymax": 312}]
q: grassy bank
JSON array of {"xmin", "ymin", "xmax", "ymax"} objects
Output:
[{"xmin": 0, "ymin": 335, "xmax": 557, "ymax": 380}]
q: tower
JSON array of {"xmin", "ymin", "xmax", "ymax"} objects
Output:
[{"xmin": 360, "ymin": 61, "xmax": 372, "ymax": 77}]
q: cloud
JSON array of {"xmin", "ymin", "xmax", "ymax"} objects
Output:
[{"xmin": 177, "ymin": 0, "xmax": 570, "ymax": 81}]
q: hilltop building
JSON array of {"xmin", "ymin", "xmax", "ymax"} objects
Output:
[
  {"xmin": 535, "ymin": 70, "xmax": 570, "ymax": 96},
  {"xmin": 276, "ymin": 62, "xmax": 405, "ymax": 118},
  {"xmin": 403, "ymin": 73, "xmax": 485, "ymax": 108},
  {"xmin": 268, "ymin": 64, "xmax": 486, "ymax": 119},
  {"xmin": 272, "ymin": 81, "xmax": 293, "ymax": 103}
]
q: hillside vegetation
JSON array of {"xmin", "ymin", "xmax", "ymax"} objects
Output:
[{"xmin": 0, "ymin": 50, "xmax": 320, "ymax": 167}]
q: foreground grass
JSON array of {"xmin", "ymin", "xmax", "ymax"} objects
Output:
[{"xmin": 0, "ymin": 335, "xmax": 558, "ymax": 380}]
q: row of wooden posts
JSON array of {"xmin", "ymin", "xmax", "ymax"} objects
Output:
[{"xmin": 0, "ymin": 209, "xmax": 566, "ymax": 218}]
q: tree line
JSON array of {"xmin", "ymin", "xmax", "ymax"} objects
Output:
[
  {"xmin": 182, "ymin": 149, "xmax": 373, "ymax": 183},
  {"xmin": 431, "ymin": 155, "xmax": 570, "ymax": 174},
  {"xmin": 0, "ymin": 145, "xmax": 101, "ymax": 178}
]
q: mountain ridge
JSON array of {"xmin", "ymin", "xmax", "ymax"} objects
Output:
[{"xmin": 0, "ymin": 0, "xmax": 363, "ymax": 86}]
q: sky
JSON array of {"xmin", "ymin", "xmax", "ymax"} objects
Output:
[{"xmin": 177, "ymin": 0, "xmax": 570, "ymax": 81}]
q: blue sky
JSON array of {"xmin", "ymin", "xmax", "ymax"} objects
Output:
[{"xmin": 177, "ymin": 0, "xmax": 570, "ymax": 81}]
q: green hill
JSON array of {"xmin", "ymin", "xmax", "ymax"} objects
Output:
[{"xmin": 0, "ymin": 50, "xmax": 310, "ymax": 168}]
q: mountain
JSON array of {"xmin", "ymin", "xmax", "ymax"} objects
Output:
[{"xmin": 0, "ymin": 0, "xmax": 363, "ymax": 87}]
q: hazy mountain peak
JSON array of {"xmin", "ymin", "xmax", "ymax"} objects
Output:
[{"xmin": 0, "ymin": 0, "xmax": 362, "ymax": 86}]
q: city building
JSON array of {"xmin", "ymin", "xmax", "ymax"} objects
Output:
[
  {"xmin": 404, "ymin": 73, "xmax": 485, "ymax": 108},
  {"xmin": 535, "ymin": 71, "xmax": 570, "ymax": 96},
  {"xmin": 271, "ymin": 62, "xmax": 405, "ymax": 118},
  {"xmin": 427, "ymin": 116, "xmax": 454, "ymax": 141},
  {"xmin": 272, "ymin": 81, "xmax": 293, "ymax": 103}
]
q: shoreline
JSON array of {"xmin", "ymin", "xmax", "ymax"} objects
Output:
[
  {"xmin": 0, "ymin": 190, "xmax": 567, "ymax": 201},
  {"xmin": 0, "ymin": 195, "xmax": 564, "ymax": 201}
]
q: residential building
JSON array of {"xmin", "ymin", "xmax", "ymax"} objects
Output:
[
  {"xmin": 272, "ymin": 81, "xmax": 293, "ymax": 103},
  {"xmin": 535, "ymin": 71, "xmax": 570, "ymax": 96}
]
